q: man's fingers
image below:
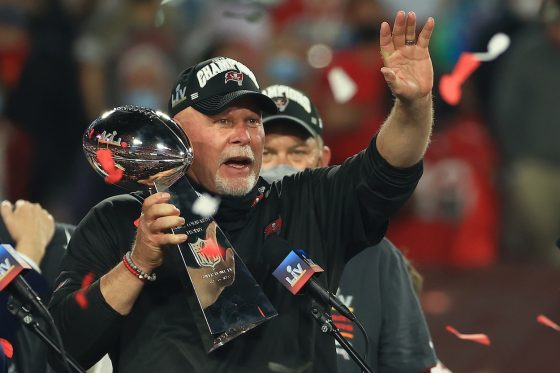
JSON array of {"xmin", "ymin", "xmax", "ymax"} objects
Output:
[
  {"xmin": 381, "ymin": 67, "xmax": 397, "ymax": 84},
  {"xmin": 141, "ymin": 192, "xmax": 171, "ymax": 213},
  {"xmin": 417, "ymin": 17, "xmax": 435, "ymax": 49},
  {"xmin": 154, "ymin": 233, "xmax": 188, "ymax": 246},
  {"xmin": 0, "ymin": 201, "xmax": 12, "ymax": 221},
  {"xmin": 379, "ymin": 21, "xmax": 394, "ymax": 58},
  {"xmin": 142, "ymin": 202, "xmax": 180, "ymax": 222},
  {"xmin": 150, "ymin": 216, "xmax": 185, "ymax": 233},
  {"xmin": 405, "ymin": 12, "xmax": 417, "ymax": 44},
  {"xmin": 392, "ymin": 10, "xmax": 406, "ymax": 48},
  {"xmin": 162, "ymin": 233, "xmax": 188, "ymax": 245}
]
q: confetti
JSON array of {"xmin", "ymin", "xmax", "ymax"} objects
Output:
[
  {"xmin": 439, "ymin": 52, "xmax": 480, "ymax": 106},
  {"xmin": 537, "ymin": 314, "xmax": 560, "ymax": 332},
  {"xmin": 327, "ymin": 67, "xmax": 357, "ymax": 104},
  {"xmin": 445, "ymin": 325, "xmax": 491, "ymax": 346},
  {"xmin": 192, "ymin": 193, "xmax": 220, "ymax": 218},
  {"xmin": 75, "ymin": 272, "xmax": 95, "ymax": 309},
  {"xmin": 0, "ymin": 338, "xmax": 13, "ymax": 359},
  {"xmin": 473, "ymin": 32, "xmax": 510, "ymax": 62},
  {"xmin": 439, "ymin": 33, "xmax": 510, "ymax": 106},
  {"xmin": 96, "ymin": 149, "xmax": 123, "ymax": 184}
]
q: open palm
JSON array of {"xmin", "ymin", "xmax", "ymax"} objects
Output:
[{"xmin": 380, "ymin": 11, "xmax": 435, "ymax": 102}]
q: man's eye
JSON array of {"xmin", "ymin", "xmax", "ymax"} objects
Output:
[{"xmin": 248, "ymin": 118, "xmax": 262, "ymax": 126}]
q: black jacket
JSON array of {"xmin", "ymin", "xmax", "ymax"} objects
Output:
[{"xmin": 48, "ymin": 139, "xmax": 422, "ymax": 373}]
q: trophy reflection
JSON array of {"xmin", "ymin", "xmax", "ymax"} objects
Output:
[{"xmin": 83, "ymin": 106, "xmax": 277, "ymax": 352}]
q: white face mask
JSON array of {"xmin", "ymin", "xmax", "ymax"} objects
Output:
[{"xmin": 260, "ymin": 164, "xmax": 300, "ymax": 183}]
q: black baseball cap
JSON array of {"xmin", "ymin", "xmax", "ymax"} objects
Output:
[
  {"xmin": 261, "ymin": 84, "xmax": 323, "ymax": 138},
  {"xmin": 168, "ymin": 56, "xmax": 277, "ymax": 117}
]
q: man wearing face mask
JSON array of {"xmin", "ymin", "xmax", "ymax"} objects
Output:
[{"xmin": 261, "ymin": 84, "xmax": 438, "ymax": 373}]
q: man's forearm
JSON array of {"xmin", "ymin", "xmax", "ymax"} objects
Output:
[
  {"xmin": 100, "ymin": 262, "xmax": 145, "ymax": 315},
  {"xmin": 376, "ymin": 93, "xmax": 433, "ymax": 168}
]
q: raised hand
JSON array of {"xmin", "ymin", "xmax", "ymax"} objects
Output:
[
  {"xmin": 131, "ymin": 192, "xmax": 188, "ymax": 273},
  {"xmin": 1, "ymin": 200, "xmax": 55, "ymax": 265},
  {"xmin": 379, "ymin": 11, "xmax": 435, "ymax": 102}
]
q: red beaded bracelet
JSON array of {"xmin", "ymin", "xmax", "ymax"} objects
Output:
[{"xmin": 122, "ymin": 251, "xmax": 157, "ymax": 282}]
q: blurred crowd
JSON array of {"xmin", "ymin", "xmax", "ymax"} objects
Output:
[{"xmin": 1, "ymin": 0, "xmax": 559, "ymax": 269}]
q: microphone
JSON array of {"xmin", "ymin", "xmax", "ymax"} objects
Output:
[
  {"xmin": 0, "ymin": 244, "xmax": 50, "ymax": 319},
  {"xmin": 263, "ymin": 236, "xmax": 356, "ymax": 321}
]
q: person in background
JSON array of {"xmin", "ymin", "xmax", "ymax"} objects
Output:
[
  {"xmin": 261, "ymin": 84, "xmax": 437, "ymax": 373},
  {"xmin": 491, "ymin": 0, "xmax": 560, "ymax": 265},
  {"xmin": 0, "ymin": 200, "xmax": 73, "ymax": 373}
]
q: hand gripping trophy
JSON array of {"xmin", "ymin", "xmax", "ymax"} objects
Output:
[{"xmin": 83, "ymin": 106, "xmax": 277, "ymax": 352}]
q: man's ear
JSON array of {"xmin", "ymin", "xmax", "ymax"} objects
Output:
[{"xmin": 319, "ymin": 145, "xmax": 331, "ymax": 167}]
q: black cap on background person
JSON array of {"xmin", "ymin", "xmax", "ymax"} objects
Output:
[
  {"xmin": 261, "ymin": 84, "xmax": 323, "ymax": 138},
  {"xmin": 260, "ymin": 84, "xmax": 331, "ymax": 183}
]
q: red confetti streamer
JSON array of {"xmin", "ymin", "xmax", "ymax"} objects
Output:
[
  {"xmin": 445, "ymin": 325, "xmax": 491, "ymax": 346},
  {"xmin": 537, "ymin": 314, "xmax": 560, "ymax": 332},
  {"xmin": 257, "ymin": 306, "xmax": 265, "ymax": 318},
  {"xmin": 88, "ymin": 129, "xmax": 94, "ymax": 139},
  {"xmin": 0, "ymin": 338, "xmax": 13, "ymax": 359},
  {"xmin": 199, "ymin": 239, "xmax": 226, "ymax": 259},
  {"xmin": 75, "ymin": 272, "xmax": 95, "ymax": 309},
  {"xmin": 133, "ymin": 218, "xmax": 139, "ymax": 228},
  {"xmin": 96, "ymin": 149, "xmax": 123, "ymax": 184},
  {"xmin": 439, "ymin": 52, "xmax": 481, "ymax": 106}
]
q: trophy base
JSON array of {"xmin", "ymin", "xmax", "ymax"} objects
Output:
[{"xmin": 210, "ymin": 323, "xmax": 261, "ymax": 352}]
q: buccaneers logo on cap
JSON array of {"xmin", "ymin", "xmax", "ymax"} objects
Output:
[
  {"xmin": 273, "ymin": 96, "xmax": 289, "ymax": 112},
  {"xmin": 225, "ymin": 71, "xmax": 244, "ymax": 86}
]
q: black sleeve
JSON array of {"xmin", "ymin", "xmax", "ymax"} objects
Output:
[
  {"xmin": 304, "ymin": 135, "xmax": 422, "ymax": 259},
  {"xmin": 378, "ymin": 240, "xmax": 437, "ymax": 372},
  {"xmin": 47, "ymin": 195, "xmax": 140, "ymax": 369}
]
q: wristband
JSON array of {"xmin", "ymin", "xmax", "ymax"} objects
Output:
[{"xmin": 122, "ymin": 251, "xmax": 157, "ymax": 282}]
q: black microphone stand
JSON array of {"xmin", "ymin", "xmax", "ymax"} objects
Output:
[
  {"xmin": 7, "ymin": 298, "xmax": 86, "ymax": 373},
  {"xmin": 310, "ymin": 306, "xmax": 374, "ymax": 373}
]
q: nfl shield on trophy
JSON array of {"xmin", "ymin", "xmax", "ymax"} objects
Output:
[{"xmin": 83, "ymin": 106, "xmax": 277, "ymax": 352}]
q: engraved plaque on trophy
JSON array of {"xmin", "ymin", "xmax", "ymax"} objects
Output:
[{"xmin": 83, "ymin": 106, "xmax": 277, "ymax": 352}]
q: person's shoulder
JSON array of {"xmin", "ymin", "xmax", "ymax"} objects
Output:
[
  {"xmin": 352, "ymin": 237, "xmax": 405, "ymax": 265},
  {"xmin": 376, "ymin": 237, "xmax": 409, "ymax": 265},
  {"xmin": 92, "ymin": 192, "xmax": 146, "ymax": 211},
  {"xmin": 80, "ymin": 192, "xmax": 146, "ymax": 226},
  {"xmin": 374, "ymin": 237, "xmax": 400, "ymax": 255}
]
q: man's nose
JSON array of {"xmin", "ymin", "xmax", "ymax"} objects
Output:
[
  {"xmin": 229, "ymin": 122, "xmax": 251, "ymax": 145},
  {"xmin": 276, "ymin": 153, "xmax": 290, "ymax": 166}
]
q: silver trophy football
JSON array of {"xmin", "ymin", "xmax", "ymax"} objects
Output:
[{"xmin": 83, "ymin": 106, "xmax": 277, "ymax": 352}]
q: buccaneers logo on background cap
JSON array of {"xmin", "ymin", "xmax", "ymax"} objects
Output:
[
  {"xmin": 273, "ymin": 96, "xmax": 289, "ymax": 112},
  {"xmin": 225, "ymin": 71, "xmax": 244, "ymax": 86}
]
